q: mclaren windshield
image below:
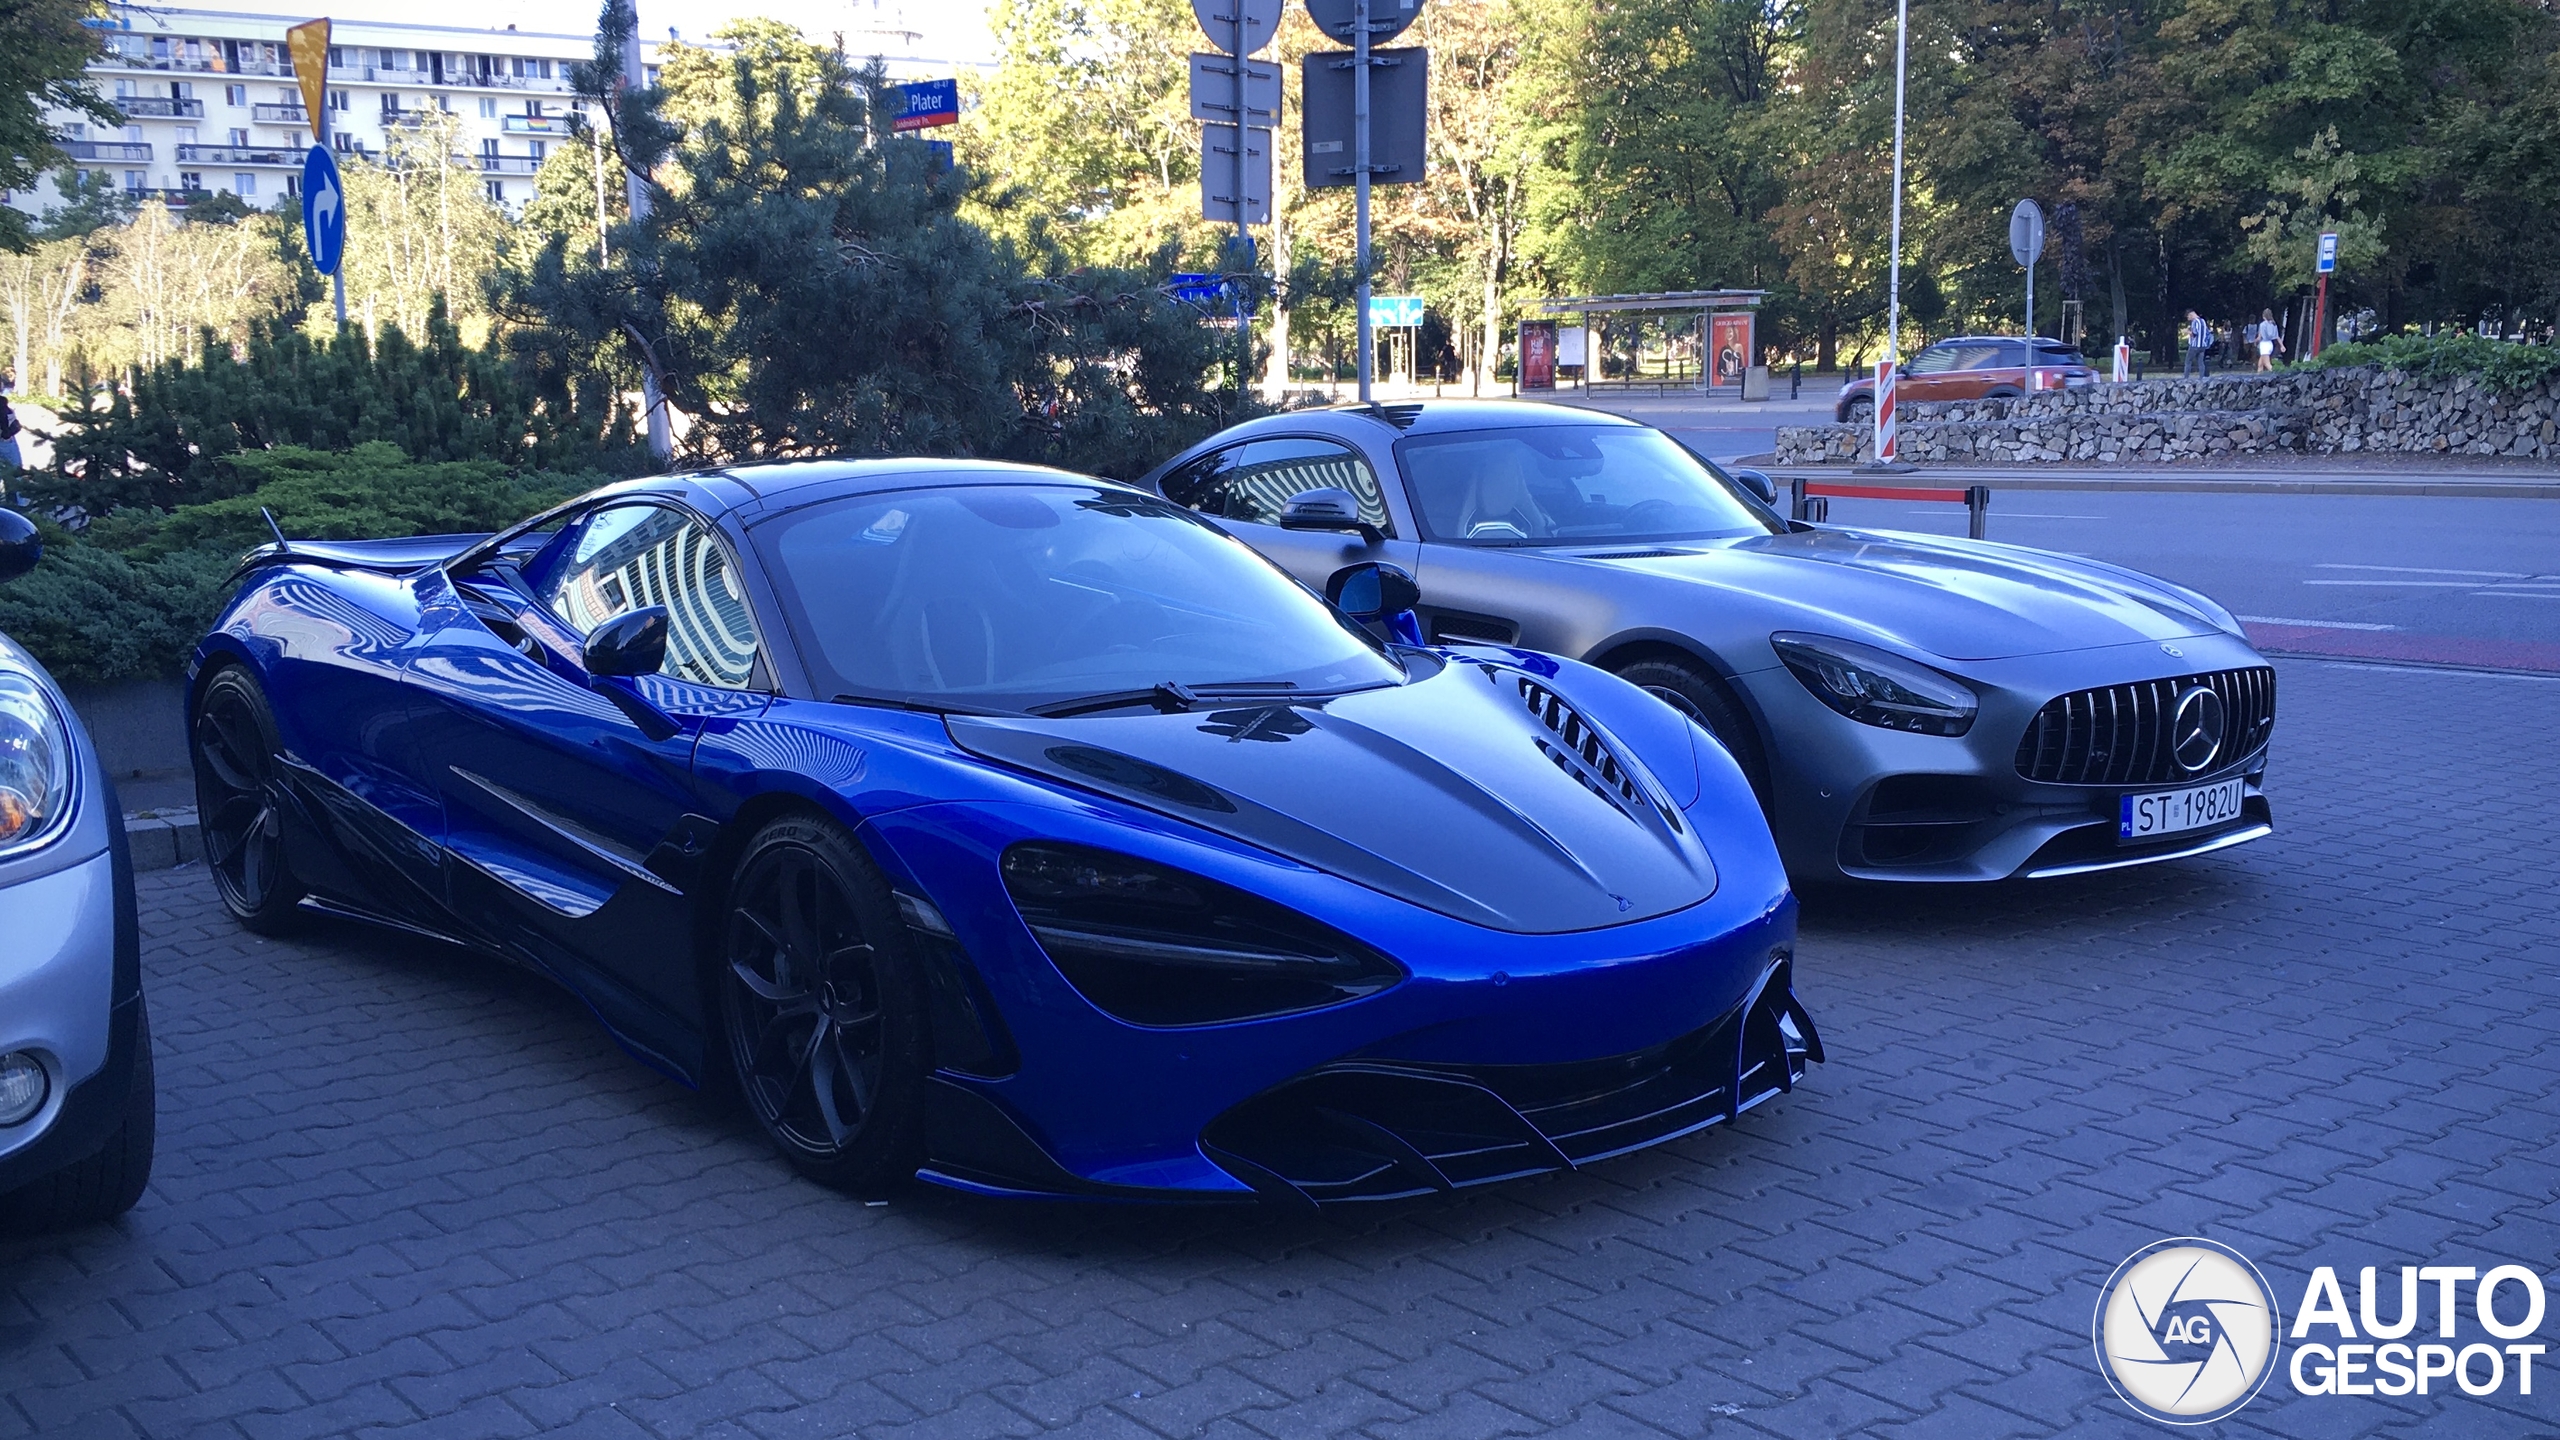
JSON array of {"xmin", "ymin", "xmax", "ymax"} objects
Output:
[
  {"xmin": 1397, "ymin": 424, "xmax": 1784, "ymax": 546},
  {"xmin": 754, "ymin": 483, "xmax": 1405, "ymax": 713}
]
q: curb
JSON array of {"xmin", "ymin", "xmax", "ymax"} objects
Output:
[{"xmin": 124, "ymin": 808, "xmax": 201, "ymax": 873}]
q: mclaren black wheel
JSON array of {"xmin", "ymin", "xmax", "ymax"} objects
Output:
[
  {"xmin": 191, "ymin": 666, "xmax": 305, "ymax": 934},
  {"xmin": 719, "ymin": 817, "xmax": 928, "ymax": 1193},
  {"xmin": 1613, "ymin": 656, "xmax": 1774, "ymax": 811}
]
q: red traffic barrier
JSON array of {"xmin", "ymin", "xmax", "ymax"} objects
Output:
[{"xmin": 1792, "ymin": 480, "xmax": 1992, "ymax": 539}]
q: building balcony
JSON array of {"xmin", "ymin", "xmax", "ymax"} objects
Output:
[
  {"xmin": 500, "ymin": 114, "xmax": 580, "ymax": 135},
  {"xmin": 327, "ymin": 65, "xmax": 570, "ymax": 93},
  {"xmin": 472, "ymin": 154, "xmax": 544, "ymax": 174},
  {"xmin": 176, "ymin": 145, "xmax": 300, "ymax": 166},
  {"xmin": 65, "ymin": 141, "xmax": 154, "ymax": 162},
  {"xmin": 110, "ymin": 96, "xmax": 204, "ymax": 118},
  {"xmin": 252, "ymin": 104, "xmax": 308, "ymax": 124},
  {"xmin": 100, "ymin": 51, "xmax": 290, "ymax": 77}
]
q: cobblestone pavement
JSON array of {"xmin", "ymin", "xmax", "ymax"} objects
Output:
[{"xmin": 8, "ymin": 657, "xmax": 2559, "ymax": 1440}]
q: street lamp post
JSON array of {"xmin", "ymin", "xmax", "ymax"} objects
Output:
[{"xmin": 1874, "ymin": 0, "xmax": 1909, "ymax": 466}]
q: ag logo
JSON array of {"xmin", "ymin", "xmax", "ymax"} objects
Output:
[{"xmin": 2095, "ymin": 1238, "xmax": 2282, "ymax": 1424}]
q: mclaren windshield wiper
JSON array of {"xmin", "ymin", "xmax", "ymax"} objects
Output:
[
  {"xmin": 831, "ymin": 690, "xmax": 1013, "ymax": 718},
  {"xmin": 1028, "ymin": 680, "xmax": 1309, "ymax": 720}
]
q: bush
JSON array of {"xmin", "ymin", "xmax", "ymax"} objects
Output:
[
  {"xmin": 1, "ymin": 443, "xmax": 595, "ymax": 686},
  {"xmin": 2304, "ymin": 333, "xmax": 2560, "ymax": 392},
  {"xmin": 27, "ymin": 297, "xmax": 643, "ymax": 518}
]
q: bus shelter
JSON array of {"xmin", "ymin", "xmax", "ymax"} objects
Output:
[{"xmin": 1526, "ymin": 290, "xmax": 1768, "ymax": 394}]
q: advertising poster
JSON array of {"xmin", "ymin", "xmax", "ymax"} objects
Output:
[
  {"xmin": 1519, "ymin": 320, "xmax": 1558, "ymax": 390},
  {"xmin": 1710, "ymin": 312, "xmax": 1755, "ymax": 388}
]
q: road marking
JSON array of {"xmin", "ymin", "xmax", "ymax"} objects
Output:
[
  {"xmin": 2478, "ymin": 591, "xmax": 2560, "ymax": 599},
  {"xmin": 2314, "ymin": 562, "xmax": 2531, "ymax": 578},
  {"xmin": 2302, "ymin": 579, "xmax": 2502, "ymax": 587},
  {"xmin": 2239, "ymin": 615, "xmax": 2398, "ymax": 631}
]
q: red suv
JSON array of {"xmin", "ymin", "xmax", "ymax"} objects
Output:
[{"xmin": 1834, "ymin": 336, "xmax": 2098, "ymax": 424}]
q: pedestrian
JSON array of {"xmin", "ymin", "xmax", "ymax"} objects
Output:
[
  {"xmin": 2183, "ymin": 310, "xmax": 2211, "ymax": 378},
  {"xmin": 2252, "ymin": 308, "xmax": 2284, "ymax": 372},
  {"xmin": 0, "ymin": 390, "xmax": 23, "ymax": 483}
]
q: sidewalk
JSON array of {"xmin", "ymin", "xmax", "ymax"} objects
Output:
[{"xmin": 1749, "ymin": 452, "xmax": 2560, "ymax": 498}]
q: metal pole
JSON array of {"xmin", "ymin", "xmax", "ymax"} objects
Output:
[
  {"xmin": 619, "ymin": 0, "xmax": 671, "ymax": 463},
  {"xmin": 1878, "ymin": 0, "xmax": 1907, "ymax": 458},
  {"xmin": 2313, "ymin": 274, "xmax": 2329, "ymax": 358},
  {"xmin": 1233, "ymin": 11, "xmax": 1247, "ymax": 249},
  {"xmin": 1353, "ymin": 0, "xmax": 1372, "ymax": 404},
  {"xmin": 334, "ymin": 270, "xmax": 347, "ymax": 326}
]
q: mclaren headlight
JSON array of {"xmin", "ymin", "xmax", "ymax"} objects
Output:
[
  {"xmin": 1771, "ymin": 632, "xmax": 1977, "ymax": 737},
  {"xmin": 0, "ymin": 661, "xmax": 74, "ymax": 858},
  {"xmin": 1001, "ymin": 843, "xmax": 1403, "ymax": 1027}
]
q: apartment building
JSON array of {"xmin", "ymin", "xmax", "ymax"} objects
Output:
[{"xmin": 8, "ymin": 1, "xmax": 936, "ymax": 221}]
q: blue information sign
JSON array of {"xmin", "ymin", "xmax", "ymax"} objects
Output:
[
  {"xmin": 300, "ymin": 145, "xmax": 346, "ymax": 276},
  {"xmin": 1368, "ymin": 294, "xmax": 1424, "ymax": 328},
  {"xmin": 2316, "ymin": 231, "xmax": 2338, "ymax": 275},
  {"xmin": 893, "ymin": 78, "xmax": 960, "ymax": 132}
]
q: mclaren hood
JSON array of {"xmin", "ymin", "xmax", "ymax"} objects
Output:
[
  {"xmin": 948, "ymin": 656, "xmax": 1719, "ymax": 934},
  {"xmin": 1614, "ymin": 528, "xmax": 2233, "ymax": 661}
]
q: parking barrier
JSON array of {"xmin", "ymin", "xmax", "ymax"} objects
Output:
[{"xmin": 1792, "ymin": 479, "xmax": 1992, "ymax": 539}]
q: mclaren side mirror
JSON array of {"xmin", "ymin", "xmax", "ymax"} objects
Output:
[
  {"xmin": 0, "ymin": 511, "xmax": 40, "ymax": 585},
  {"xmin": 1731, "ymin": 467, "xmax": 1780, "ymax": 507},
  {"xmin": 584, "ymin": 605, "xmax": 670, "ymax": 678},
  {"xmin": 1326, "ymin": 561, "xmax": 1421, "ymax": 623},
  {"xmin": 1279, "ymin": 487, "xmax": 1384, "ymax": 543}
]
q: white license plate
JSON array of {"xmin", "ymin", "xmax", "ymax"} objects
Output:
[{"xmin": 2119, "ymin": 778, "xmax": 2247, "ymax": 841}]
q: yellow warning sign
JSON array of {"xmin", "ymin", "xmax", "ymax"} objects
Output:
[{"xmin": 286, "ymin": 19, "xmax": 330, "ymax": 138}]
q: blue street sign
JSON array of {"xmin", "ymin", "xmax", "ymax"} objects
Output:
[
  {"xmin": 892, "ymin": 78, "xmax": 960, "ymax": 132},
  {"xmin": 2316, "ymin": 231, "xmax": 2338, "ymax": 274},
  {"xmin": 1368, "ymin": 294, "xmax": 1424, "ymax": 328},
  {"xmin": 300, "ymin": 145, "xmax": 345, "ymax": 276}
]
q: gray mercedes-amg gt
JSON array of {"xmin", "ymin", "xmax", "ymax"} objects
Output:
[{"xmin": 1139, "ymin": 401, "xmax": 2274, "ymax": 884}]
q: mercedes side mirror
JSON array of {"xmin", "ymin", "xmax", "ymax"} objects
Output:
[
  {"xmin": 583, "ymin": 605, "xmax": 670, "ymax": 678},
  {"xmin": 1732, "ymin": 467, "xmax": 1780, "ymax": 507},
  {"xmin": 0, "ymin": 511, "xmax": 40, "ymax": 585},
  {"xmin": 1280, "ymin": 487, "xmax": 1384, "ymax": 544}
]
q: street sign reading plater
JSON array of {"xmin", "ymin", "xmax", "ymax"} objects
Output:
[
  {"xmin": 1305, "ymin": 0, "xmax": 1422, "ymax": 45},
  {"xmin": 1301, "ymin": 47, "xmax": 1427, "ymax": 189},
  {"xmin": 892, "ymin": 78, "xmax": 959, "ymax": 132},
  {"xmin": 2317, "ymin": 232, "xmax": 2339, "ymax": 274}
]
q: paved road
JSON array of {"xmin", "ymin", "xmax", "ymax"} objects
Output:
[
  {"xmin": 1811, "ymin": 491, "xmax": 2560, "ymax": 671},
  {"xmin": 8, "ymin": 658, "xmax": 2559, "ymax": 1438}
]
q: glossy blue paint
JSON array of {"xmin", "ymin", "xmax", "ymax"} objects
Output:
[{"xmin": 192, "ymin": 462, "xmax": 1817, "ymax": 1203}]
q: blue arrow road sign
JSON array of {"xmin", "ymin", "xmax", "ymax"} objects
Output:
[
  {"xmin": 2317, "ymin": 231, "xmax": 2338, "ymax": 274},
  {"xmin": 301, "ymin": 145, "xmax": 345, "ymax": 275}
]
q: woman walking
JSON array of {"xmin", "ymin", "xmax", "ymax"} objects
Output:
[{"xmin": 2253, "ymin": 309, "xmax": 2285, "ymax": 372}]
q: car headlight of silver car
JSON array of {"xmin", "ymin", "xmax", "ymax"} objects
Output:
[
  {"xmin": 0, "ymin": 661, "xmax": 75, "ymax": 858},
  {"xmin": 1771, "ymin": 633, "xmax": 1977, "ymax": 737}
]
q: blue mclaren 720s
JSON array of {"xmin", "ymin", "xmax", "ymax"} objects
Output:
[{"xmin": 187, "ymin": 460, "xmax": 1820, "ymax": 1205}]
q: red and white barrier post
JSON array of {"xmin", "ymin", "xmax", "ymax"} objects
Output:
[{"xmin": 1873, "ymin": 356, "xmax": 1898, "ymax": 461}]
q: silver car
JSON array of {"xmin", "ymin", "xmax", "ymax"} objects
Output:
[
  {"xmin": 1139, "ymin": 402, "xmax": 2274, "ymax": 883},
  {"xmin": 0, "ymin": 511, "xmax": 154, "ymax": 1229}
]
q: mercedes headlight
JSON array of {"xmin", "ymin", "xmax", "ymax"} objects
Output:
[
  {"xmin": 0, "ymin": 661, "xmax": 74, "ymax": 858},
  {"xmin": 1771, "ymin": 633, "xmax": 1977, "ymax": 737},
  {"xmin": 1002, "ymin": 843, "xmax": 1403, "ymax": 1027}
]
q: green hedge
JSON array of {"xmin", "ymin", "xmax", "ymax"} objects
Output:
[
  {"xmin": 2304, "ymin": 333, "xmax": 2560, "ymax": 392},
  {"xmin": 3, "ymin": 443, "xmax": 593, "ymax": 687}
]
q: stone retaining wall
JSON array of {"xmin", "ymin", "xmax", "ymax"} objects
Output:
[{"xmin": 1776, "ymin": 366, "xmax": 2560, "ymax": 464}]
